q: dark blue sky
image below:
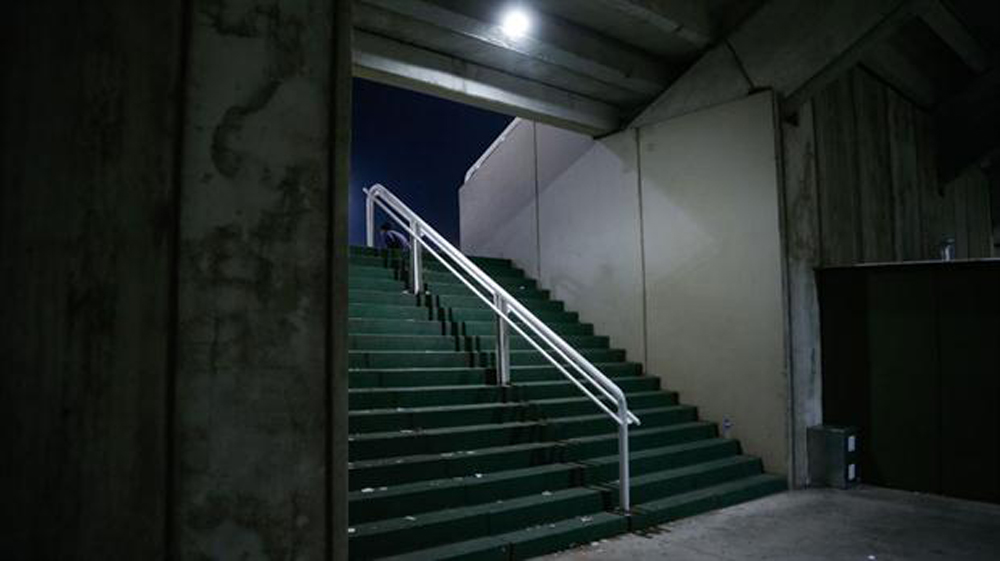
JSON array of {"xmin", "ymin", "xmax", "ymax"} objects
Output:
[{"xmin": 350, "ymin": 78, "xmax": 513, "ymax": 247}]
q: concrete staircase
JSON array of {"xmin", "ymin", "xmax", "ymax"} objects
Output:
[{"xmin": 348, "ymin": 246, "xmax": 784, "ymax": 560}]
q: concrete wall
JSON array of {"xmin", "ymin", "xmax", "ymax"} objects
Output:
[
  {"xmin": 0, "ymin": 2, "xmax": 183, "ymax": 558},
  {"xmin": 639, "ymin": 93, "xmax": 787, "ymax": 475},
  {"xmin": 1, "ymin": 0, "xmax": 353, "ymax": 558},
  {"xmin": 460, "ymin": 93, "xmax": 789, "ymax": 474}
]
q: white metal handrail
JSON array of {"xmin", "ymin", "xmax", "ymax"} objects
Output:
[{"xmin": 365, "ymin": 183, "xmax": 639, "ymax": 511}]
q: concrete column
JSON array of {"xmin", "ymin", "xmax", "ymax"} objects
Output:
[
  {"xmin": 0, "ymin": 1, "xmax": 184, "ymax": 558},
  {"xmin": 176, "ymin": 0, "xmax": 350, "ymax": 558},
  {"xmin": 1, "ymin": 0, "xmax": 352, "ymax": 558}
]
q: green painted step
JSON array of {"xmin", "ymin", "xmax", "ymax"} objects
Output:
[
  {"xmin": 349, "ymin": 303, "xmax": 431, "ymax": 321},
  {"xmin": 480, "ymin": 348, "xmax": 626, "ymax": 367},
  {"xmin": 469, "ymin": 334, "xmax": 609, "ymax": 351},
  {"xmin": 348, "ymin": 405, "xmax": 696, "ymax": 462},
  {"xmin": 456, "ymin": 319, "xmax": 593, "ymax": 336},
  {"xmin": 631, "ymin": 473, "xmax": 786, "ymax": 529},
  {"xmin": 349, "ymin": 385, "xmax": 503, "ymax": 410},
  {"xmin": 348, "ymin": 277, "xmax": 408, "ymax": 292},
  {"xmin": 349, "ymin": 462, "xmax": 582, "ymax": 524},
  {"xmin": 350, "ymin": 487, "xmax": 603, "ymax": 559},
  {"xmin": 349, "ymin": 351, "xmax": 475, "ymax": 369},
  {"xmin": 379, "ymin": 511, "xmax": 627, "ymax": 561},
  {"xmin": 507, "ymin": 377, "xmax": 661, "ymax": 401},
  {"xmin": 350, "ymin": 334, "xmax": 460, "ymax": 352},
  {"xmin": 349, "ymin": 318, "xmax": 444, "ymax": 336},
  {"xmin": 603, "ymin": 456, "xmax": 763, "ymax": 508},
  {"xmin": 348, "ymin": 391, "xmax": 675, "ymax": 434},
  {"xmin": 429, "ymin": 293, "xmax": 563, "ymax": 312},
  {"xmin": 348, "ymin": 363, "xmax": 642, "ymax": 388},
  {"xmin": 442, "ymin": 306, "xmax": 576, "ymax": 324},
  {"xmin": 349, "ymin": 348, "xmax": 625, "ymax": 369},
  {"xmin": 350, "ymin": 290, "xmax": 422, "ymax": 306},
  {"xmin": 349, "ymin": 441, "xmax": 560, "ymax": 491},
  {"xmin": 424, "ymin": 282, "xmax": 550, "ymax": 300}
]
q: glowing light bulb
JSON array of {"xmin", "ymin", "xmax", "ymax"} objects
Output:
[{"xmin": 501, "ymin": 9, "xmax": 531, "ymax": 39}]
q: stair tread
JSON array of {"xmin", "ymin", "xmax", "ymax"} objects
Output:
[
  {"xmin": 349, "ymin": 405, "xmax": 692, "ymax": 440},
  {"xmin": 378, "ymin": 511, "xmax": 626, "ymax": 561},
  {"xmin": 349, "ymin": 390, "xmax": 666, "ymax": 416}
]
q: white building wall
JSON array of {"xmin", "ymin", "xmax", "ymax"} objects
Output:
[{"xmin": 459, "ymin": 92, "xmax": 788, "ymax": 475}]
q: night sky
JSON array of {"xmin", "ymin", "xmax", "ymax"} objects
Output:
[{"xmin": 350, "ymin": 78, "xmax": 514, "ymax": 247}]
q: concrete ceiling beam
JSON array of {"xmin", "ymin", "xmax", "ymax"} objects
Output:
[
  {"xmin": 353, "ymin": 31, "xmax": 621, "ymax": 136},
  {"xmin": 358, "ymin": 0, "xmax": 671, "ymax": 97},
  {"xmin": 353, "ymin": 2, "xmax": 651, "ymax": 107},
  {"xmin": 919, "ymin": 0, "xmax": 990, "ymax": 75},
  {"xmin": 632, "ymin": 0, "xmax": 927, "ymax": 126},
  {"xmin": 590, "ymin": 0, "xmax": 715, "ymax": 48}
]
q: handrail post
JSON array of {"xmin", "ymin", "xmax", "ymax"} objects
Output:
[
  {"xmin": 619, "ymin": 410, "xmax": 630, "ymax": 511},
  {"xmin": 494, "ymin": 295, "xmax": 511, "ymax": 385},
  {"xmin": 410, "ymin": 222, "xmax": 422, "ymax": 294},
  {"xmin": 366, "ymin": 190, "xmax": 375, "ymax": 248}
]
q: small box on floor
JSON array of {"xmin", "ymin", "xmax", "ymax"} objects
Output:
[{"xmin": 808, "ymin": 425, "xmax": 860, "ymax": 489}]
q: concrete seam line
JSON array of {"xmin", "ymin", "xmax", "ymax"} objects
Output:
[
  {"xmin": 533, "ymin": 121, "xmax": 542, "ymax": 280},
  {"xmin": 166, "ymin": 0, "xmax": 195, "ymax": 555},
  {"xmin": 636, "ymin": 127, "xmax": 649, "ymax": 369}
]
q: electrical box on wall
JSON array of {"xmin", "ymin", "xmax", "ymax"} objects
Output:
[{"xmin": 808, "ymin": 425, "xmax": 860, "ymax": 489}]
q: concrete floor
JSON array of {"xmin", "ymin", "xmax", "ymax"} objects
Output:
[{"xmin": 540, "ymin": 486, "xmax": 1000, "ymax": 561}]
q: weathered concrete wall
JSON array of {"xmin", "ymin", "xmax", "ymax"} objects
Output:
[
  {"xmin": 0, "ymin": 1, "xmax": 184, "ymax": 558},
  {"xmin": 176, "ymin": 0, "xmax": 338, "ymax": 558},
  {"xmin": 2, "ymin": 0, "xmax": 352, "ymax": 558}
]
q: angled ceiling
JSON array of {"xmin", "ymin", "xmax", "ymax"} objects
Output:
[{"xmin": 351, "ymin": 0, "xmax": 765, "ymax": 135}]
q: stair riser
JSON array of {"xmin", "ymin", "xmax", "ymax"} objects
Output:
[
  {"xmin": 349, "ymin": 443, "xmax": 560, "ymax": 491},
  {"xmin": 350, "ymin": 386, "xmax": 503, "ymax": 409},
  {"xmin": 478, "ymin": 350, "xmax": 626, "ymax": 367},
  {"xmin": 350, "ymin": 491, "xmax": 601, "ymax": 559},
  {"xmin": 631, "ymin": 475, "xmax": 786, "ymax": 530},
  {"xmin": 470, "ymin": 335, "xmax": 609, "ymax": 351},
  {"xmin": 348, "ymin": 364, "xmax": 641, "ymax": 388},
  {"xmin": 349, "ymin": 304, "xmax": 431, "ymax": 321},
  {"xmin": 350, "ymin": 335, "xmax": 459, "ymax": 352},
  {"xmin": 509, "ymin": 378, "xmax": 661, "ymax": 401},
  {"xmin": 349, "ymin": 318, "xmax": 444, "ymax": 336},
  {"xmin": 349, "ymin": 407, "xmax": 696, "ymax": 460},
  {"xmin": 349, "ymin": 393, "xmax": 677, "ymax": 433},
  {"xmin": 425, "ymin": 283, "xmax": 550, "ymax": 299},
  {"xmin": 350, "ymin": 352, "xmax": 474, "ymax": 369},
  {"xmin": 433, "ymin": 294, "xmax": 563, "ymax": 312},
  {"xmin": 457, "ymin": 321, "xmax": 592, "ymax": 336},
  {"xmin": 605, "ymin": 458, "xmax": 763, "ymax": 508},
  {"xmin": 350, "ymin": 290, "xmax": 422, "ymax": 306},
  {"xmin": 347, "ymin": 378, "xmax": 662, "ymax": 410},
  {"xmin": 564, "ymin": 423, "xmax": 718, "ymax": 461},
  {"xmin": 443, "ymin": 308, "xmax": 578, "ymax": 324},
  {"xmin": 349, "ymin": 465, "xmax": 580, "ymax": 525}
]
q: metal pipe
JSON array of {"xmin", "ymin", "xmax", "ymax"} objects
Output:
[
  {"xmin": 366, "ymin": 192, "xmax": 375, "ymax": 248},
  {"xmin": 618, "ymin": 409, "xmax": 630, "ymax": 511},
  {"xmin": 410, "ymin": 222, "xmax": 422, "ymax": 294},
  {"xmin": 495, "ymin": 295, "xmax": 511, "ymax": 385}
]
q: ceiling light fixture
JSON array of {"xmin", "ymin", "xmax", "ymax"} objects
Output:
[{"xmin": 500, "ymin": 9, "xmax": 531, "ymax": 39}]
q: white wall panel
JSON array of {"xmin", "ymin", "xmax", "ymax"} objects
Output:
[
  {"xmin": 639, "ymin": 92, "xmax": 787, "ymax": 474},
  {"xmin": 538, "ymin": 129, "xmax": 646, "ymax": 364}
]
